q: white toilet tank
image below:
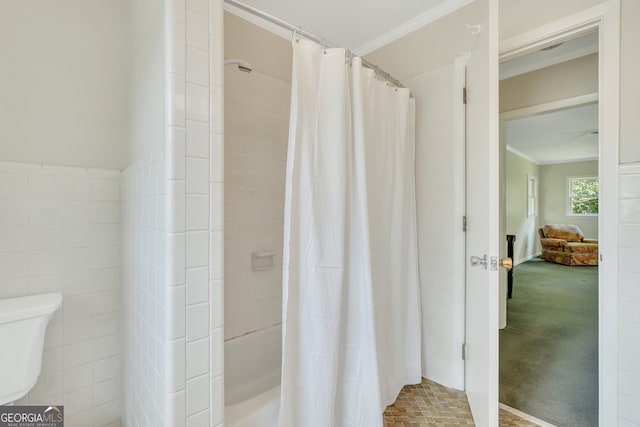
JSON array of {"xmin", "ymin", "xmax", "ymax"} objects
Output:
[{"xmin": 0, "ymin": 293, "xmax": 63, "ymax": 405}]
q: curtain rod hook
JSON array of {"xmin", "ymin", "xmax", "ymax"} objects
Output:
[{"xmin": 292, "ymin": 26, "xmax": 303, "ymax": 43}]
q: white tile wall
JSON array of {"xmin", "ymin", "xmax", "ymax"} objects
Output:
[
  {"xmin": 619, "ymin": 163, "xmax": 640, "ymax": 427},
  {"xmin": 0, "ymin": 161, "xmax": 121, "ymax": 427},
  {"xmin": 121, "ymin": 153, "xmax": 167, "ymax": 427},
  {"xmin": 165, "ymin": 0, "xmax": 225, "ymax": 424},
  {"xmin": 121, "ymin": 1, "xmax": 223, "ymax": 425},
  {"xmin": 223, "ymin": 64, "xmax": 289, "ymax": 340},
  {"xmin": 209, "ymin": 1, "xmax": 224, "ymax": 424},
  {"xmin": 405, "ymin": 62, "xmax": 466, "ymax": 390}
]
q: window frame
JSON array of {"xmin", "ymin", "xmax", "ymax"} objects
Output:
[
  {"xmin": 566, "ymin": 175, "xmax": 599, "ymax": 217},
  {"xmin": 527, "ymin": 174, "xmax": 537, "ymax": 217}
]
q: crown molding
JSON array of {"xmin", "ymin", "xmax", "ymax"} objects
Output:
[
  {"xmin": 353, "ymin": 0, "xmax": 475, "ymax": 55},
  {"xmin": 538, "ymin": 156, "xmax": 598, "ymax": 165},
  {"xmin": 225, "ymin": 0, "xmax": 475, "ymax": 58},
  {"xmin": 506, "ymin": 145, "xmax": 540, "ymax": 165},
  {"xmin": 507, "ymin": 145, "xmax": 599, "ymax": 166}
]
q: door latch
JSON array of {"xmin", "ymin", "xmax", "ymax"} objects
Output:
[
  {"xmin": 490, "ymin": 256, "xmax": 513, "ymax": 271},
  {"xmin": 470, "ymin": 255, "xmax": 487, "ymax": 269}
]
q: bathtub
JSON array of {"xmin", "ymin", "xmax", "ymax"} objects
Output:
[{"xmin": 225, "ymin": 324, "xmax": 282, "ymax": 427}]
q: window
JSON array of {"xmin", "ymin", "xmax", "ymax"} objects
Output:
[{"xmin": 568, "ymin": 176, "xmax": 599, "ymax": 215}]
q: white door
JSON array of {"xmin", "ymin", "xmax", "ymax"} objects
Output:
[{"xmin": 464, "ymin": 0, "xmax": 500, "ymax": 426}]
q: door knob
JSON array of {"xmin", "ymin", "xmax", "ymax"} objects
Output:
[
  {"xmin": 499, "ymin": 257, "xmax": 513, "ymax": 271},
  {"xmin": 470, "ymin": 255, "xmax": 488, "ymax": 269}
]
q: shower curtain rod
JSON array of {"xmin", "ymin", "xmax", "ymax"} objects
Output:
[{"xmin": 224, "ymin": 0, "xmax": 405, "ymax": 88}]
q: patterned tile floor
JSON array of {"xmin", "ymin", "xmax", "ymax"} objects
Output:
[{"xmin": 384, "ymin": 378, "xmax": 540, "ymax": 426}]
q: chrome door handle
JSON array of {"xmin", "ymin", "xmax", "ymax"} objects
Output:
[{"xmin": 470, "ymin": 254, "xmax": 487, "ymax": 269}]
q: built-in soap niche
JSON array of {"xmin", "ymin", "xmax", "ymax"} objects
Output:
[{"xmin": 252, "ymin": 252, "xmax": 276, "ymax": 271}]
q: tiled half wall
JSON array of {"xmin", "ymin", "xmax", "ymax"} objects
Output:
[{"xmin": 0, "ymin": 161, "xmax": 121, "ymax": 427}]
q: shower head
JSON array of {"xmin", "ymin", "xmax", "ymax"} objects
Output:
[{"xmin": 224, "ymin": 59, "xmax": 253, "ymax": 73}]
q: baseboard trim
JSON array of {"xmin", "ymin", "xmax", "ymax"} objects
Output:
[{"xmin": 499, "ymin": 403, "xmax": 557, "ymax": 427}]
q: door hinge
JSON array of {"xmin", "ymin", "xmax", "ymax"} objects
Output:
[
  {"xmin": 463, "ymin": 86, "xmax": 468, "ymax": 104},
  {"xmin": 462, "ymin": 343, "xmax": 467, "ymax": 360},
  {"xmin": 462, "ymin": 215, "xmax": 467, "ymax": 232}
]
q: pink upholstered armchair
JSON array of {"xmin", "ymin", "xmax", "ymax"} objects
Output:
[{"xmin": 538, "ymin": 224, "xmax": 598, "ymax": 266}]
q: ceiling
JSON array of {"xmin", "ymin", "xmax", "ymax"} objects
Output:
[
  {"xmin": 225, "ymin": 0, "xmax": 473, "ymax": 55},
  {"xmin": 506, "ymin": 103, "xmax": 599, "ymax": 165},
  {"xmin": 502, "ymin": 30, "xmax": 599, "ymax": 164},
  {"xmin": 225, "ymin": 0, "xmax": 600, "ymax": 165}
]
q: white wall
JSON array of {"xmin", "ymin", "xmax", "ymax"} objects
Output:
[
  {"xmin": 505, "ymin": 150, "xmax": 540, "ymax": 263},
  {"xmin": 128, "ymin": 0, "xmax": 165, "ymax": 165},
  {"xmin": 365, "ymin": 1, "xmax": 484, "ymax": 81},
  {"xmin": 620, "ymin": 0, "xmax": 640, "ymax": 164},
  {"xmin": 0, "ymin": 1, "xmax": 129, "ymax": 170},
  {"xmin": 499, "ymin": 54, "xmax": 598, "ymax": 113},
  {"xmin": 618, "ymin": 1, "xmax": 640, "ymax": 424},
  {"xmin": 405, "ymin": 62, "xmax": 465, "ymax": 390},
  {"xmin": 0, "ymin": 161, "xmax": 121, "ymax": 427},
  {"xmin": 224, "ymin": 67, "xmax": 289, "ymax": 340},
  {"xmin": 618, "ymin": 164, "xmax": 640, "ymax": 426},
  {"xmin": 211, "ymin": 2, "xmax": 226, "ymax": 424},
  {"xmin": 539, "ymin": 160, "xmax": 599, "ymax": 239},
  {"xmin": 121, "ymin": 0, "xmax": 168, "ymax": 425},
  {"xmin": 0, "ymin": 0, "xmax": 226, "ymax": 425},
  {"xmin": 124, "ymin": 0, "xmax": 226, "ymax": 423},
  {"xmin": 499, "ymin": 0, "xmax": 607, "ymax": 41},
  {"xmin": 162, "ymin": 0, "xmax": 226, "ymax": 425},
  {"xmin": 224, "ymin": 13, "xmax": 292, "ymax": 84},
  {"xmin": 0, "ymin": 2, "xmax": 126, "ymax": 424},
  {"xmin": 223, "ymin": 16, "xmax": 290, "ymax": 341},
  {"xmin": 121, "ymin": 154, "xmax": 167, "ymax": 427},
  {"xmin": 120, "ymin": 76, "xmax": 165, "ymax": 427}
]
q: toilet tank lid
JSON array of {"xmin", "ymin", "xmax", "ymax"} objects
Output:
[{"xmin": 0, "ymin": 293, "xmax": 63, "ymax": 324}]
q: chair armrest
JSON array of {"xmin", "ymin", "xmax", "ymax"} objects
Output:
[
  {"xmin": 582, "ymin": 239, "xmax": 598, "ymax": 244},
  {"xmin": 540, "ymin": 238, "xmax": 567, "ymax": 250}
]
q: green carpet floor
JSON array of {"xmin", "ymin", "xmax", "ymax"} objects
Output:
[{"xmin": 499, "ymin": 259, "xmax": 598, "ymax": 427}]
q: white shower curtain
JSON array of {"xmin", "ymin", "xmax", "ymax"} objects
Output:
[{"xmin": 279, "ymin": 39, "xmax": 421, "ymax": 427}]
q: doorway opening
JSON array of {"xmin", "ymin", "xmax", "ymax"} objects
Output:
[{"xmin": 498, "ymin": 31, "xmax": 600, "ymax": 426}]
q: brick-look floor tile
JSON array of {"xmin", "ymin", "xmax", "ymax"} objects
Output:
[{"xmin": 384, "ymin": 378, "xmax": 540, "ymax": 427}]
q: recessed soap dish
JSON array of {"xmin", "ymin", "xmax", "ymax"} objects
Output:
[{"xmin": 252, "ymin": 252, "xmax": 276, "ymax": 271}]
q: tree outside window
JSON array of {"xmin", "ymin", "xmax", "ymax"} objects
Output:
[{"xmin": 568, "ymin": 176, "xmax": 599, "ymax": 215}]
